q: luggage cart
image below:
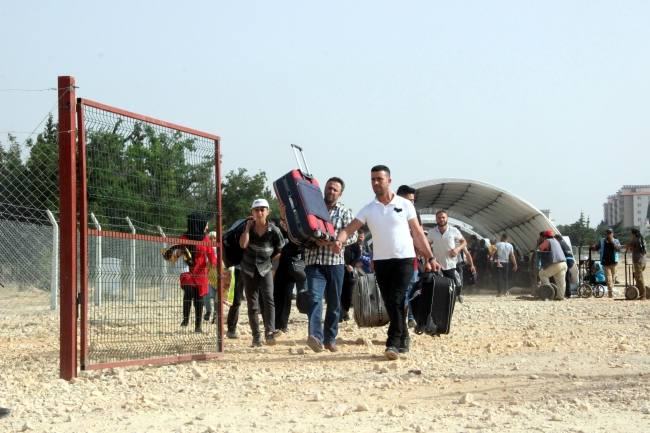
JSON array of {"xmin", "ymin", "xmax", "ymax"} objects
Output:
[
  {"xmin": 624, "ymin": 250, "xmax": 640, "ymax": 300},
  {"xmin": 576, "ymin": 246, "xmax": 606, "ymax": 298},
  {"xmin": 532, "ymin": 250, "xmax": 559, "ymax": 300}
]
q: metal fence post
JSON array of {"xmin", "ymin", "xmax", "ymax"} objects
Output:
[
  {"xmin": 46, "ymin": 210, "xmax": 59, "ymax": 310},
  {"xmin": 125, "ymin": 217, "xmax": 136, "ymax": 302},
  {"xmin": 90, "ymin": 213, "xmax": 102, "ymax": 306},
  {"xmin": 58, "ymin": 76, "xmax": 77, "ymax": 380},
  {"xmin": 157, "ymin": 226, "xmax": 168, "ymax": 301}
]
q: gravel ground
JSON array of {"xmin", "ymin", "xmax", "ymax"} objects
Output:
[{"xmin": 2, "ymin": 268, "xmax": 650, "ymax": 433}]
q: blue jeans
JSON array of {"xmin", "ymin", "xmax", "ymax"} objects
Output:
[
  {"xmin": 204, "ymin": 284, "xmax": 216, "ymax": 313},
  {"xmin": 306, "ymin": 264, "xmax": 344, "ymax": 345},
  {"xmin": 405, "ymin": 269, "xmax": 419, "ymax": 321}
]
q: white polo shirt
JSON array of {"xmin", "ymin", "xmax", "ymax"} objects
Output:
[
  {"xmin": 427, "ymin": 225, "xmax": 463, "ymax": 271},
  {"xmin": 355, "ymin": 195, "xmax": 417, "ymax": 260}
]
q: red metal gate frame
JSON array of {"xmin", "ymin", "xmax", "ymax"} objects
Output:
[{"xmin": 75, "ymin": 97, "xmax": 223, "ymax": 371}]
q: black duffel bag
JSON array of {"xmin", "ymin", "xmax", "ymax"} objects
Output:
[{"xmin": 222, "ymin": 219, "xmax": 247, "ymax": 268}]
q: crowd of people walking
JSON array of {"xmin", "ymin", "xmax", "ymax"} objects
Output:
[{"xmin": 171, "ymin": 165, "xmax": 648, "ymax": 361}]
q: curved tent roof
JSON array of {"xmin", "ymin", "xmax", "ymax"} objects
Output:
[{"xmin": 411, "ymin": 178, "xmax": 558, "ymax": 254}]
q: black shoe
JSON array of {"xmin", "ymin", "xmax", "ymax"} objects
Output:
[
  {"xmin": 226, "ymin": 330, "xmax": 238, "ymax": 339},
  {"xmin": 211, "ymin": 316, "xmax": 218, "ymax": 324},
  {"xmin": 180, "ymin": 319, "xmax": 189, "ymax": 327},
  {"xmin": 195, "ymin": 325, "xmax": 203, "ymax": 333},
  {"xmin": 265, "ymin": 333, "xmax": 276, "ymax": 346},
  {"xmin": 0, "ymin": 408, "xmax": 10, "ymax": 419},
  {"xmin": 399, "ymin": 335, "xmax": 411, "ymax": 354},
  {"xmin": 408, "ymin": 319, "xmax": 416, "ymax": 328},
  {"xmin": 252, "ymin": 337, "xmax": 263, "ymax": 347},
  {"xmin": 203, "ymin": 312, "xmax": 211, "ymax": 322},
  {"xmin": 385, "ymin": 347, "xmax": 399, "ymax": 360},
  {"xmin": 457, "ymin": 295, "xmax": 464, "ymax": 303}
]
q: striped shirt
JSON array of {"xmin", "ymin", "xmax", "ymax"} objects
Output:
[
  {"xmin": 304, "ymin": 203, "xmax": 358, "ymax": 266},
  {"xmin": 240, "ymin": 223, "xmax": 285, "ymax": 277}
]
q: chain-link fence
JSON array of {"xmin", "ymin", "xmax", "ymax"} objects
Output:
[{"xmin": 0, "ymin": 118, "xmax": 61, "ymax": 340}]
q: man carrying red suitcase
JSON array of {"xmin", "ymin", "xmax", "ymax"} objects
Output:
[
  {"xmin": 333, "ymin": 166, "xmax": 440, "ymax": 360},
  {"xmin": 294, "ymin": 177, "xmax": 358, "ymax": 353}
]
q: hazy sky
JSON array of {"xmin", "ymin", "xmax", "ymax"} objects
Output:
[{"xmin": 1, "ymin": 1, "xmax": 648, "ymax": 227}]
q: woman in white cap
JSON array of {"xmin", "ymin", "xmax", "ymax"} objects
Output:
[{"xmin": 239, "ymin": 198, "xmax": 285, "ymax": 346}]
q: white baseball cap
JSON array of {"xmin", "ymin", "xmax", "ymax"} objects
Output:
[{"xmin": 251, "ymin": 198, "xmax": 270, "ymax": 209}]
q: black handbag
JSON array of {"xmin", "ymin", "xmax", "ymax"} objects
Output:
[
  {"xmin": 296, "ymin": 289, "xmax": 310, "ymax": 314},
  {"xmin": 287, "ymin": 258, "xmax": 306, "ymax": 282}
]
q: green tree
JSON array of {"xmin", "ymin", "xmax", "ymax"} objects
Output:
[
  {"xmin": 220, "ymin": 168, "xmax": 279, "ymax": 228},
  {"xmin": 556, "ymin": 212, "xmax": 598, "ymax": 247},
  {"xmin": 25, "ymin": 114, "xmax": 59, "ymax": 215}
]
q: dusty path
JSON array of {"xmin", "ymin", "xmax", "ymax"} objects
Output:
[{"xmin": 2, "ymin": 291, "xmax": 650, "ymax": 432}]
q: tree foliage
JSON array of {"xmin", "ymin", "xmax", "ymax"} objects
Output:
[
  {"xmin": 1, "ymin": 114, "xmax": 281, "ymax": 237},
  {"xmin": 220, "ymin": 168, "xmax": 279, "ymax": 228},
  {"xmin": 557, "ymin": 212, "xmax": 637, "ymax": 248}
]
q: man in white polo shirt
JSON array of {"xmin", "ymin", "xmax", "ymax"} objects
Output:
[
  {"xmin": 426, "ymin": 210, "xmax": 467, "ymax": 302},
  {"xmin": 333, "ymin": 165, "xmax": 440, "ymax": 360}
]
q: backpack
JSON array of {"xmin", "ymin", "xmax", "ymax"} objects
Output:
[{"xmin": 222, "ymin": 219, "xmax": 247, "ymax": 268}]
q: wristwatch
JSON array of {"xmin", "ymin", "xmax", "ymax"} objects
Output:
[{"xmin": 427, "ymin": 257, "xmax": 436, "ymax": 263}]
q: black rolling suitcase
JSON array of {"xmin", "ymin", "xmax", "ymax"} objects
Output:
[
  {"xmin": 353, "ymin": 273, "xmax": 390, "ymax": 327},
  {"xmin": 273, "ymin": 144, "xmax": 336, "ymax": 248},
  {"xmin": 410, "ymin": 272, "xmax": 456, "ymax": 336}
]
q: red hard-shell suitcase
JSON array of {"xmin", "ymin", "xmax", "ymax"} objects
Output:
[{"xmin": 273, "ymin": 144, "xmax": 336, "ymax": 248}]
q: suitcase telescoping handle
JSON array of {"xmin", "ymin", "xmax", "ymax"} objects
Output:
[{"xmin": 291, "ymin": 144, "xmax": 313, "ymax": 179}]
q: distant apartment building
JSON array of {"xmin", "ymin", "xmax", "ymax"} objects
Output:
[{"xmin": 603, "ymin": 185, "xmax": 650, "ymax": 234}]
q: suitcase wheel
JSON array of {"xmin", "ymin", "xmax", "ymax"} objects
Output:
[{"xmin": 314, "ymin": 229, "xmax": 322, "ymax": 239}]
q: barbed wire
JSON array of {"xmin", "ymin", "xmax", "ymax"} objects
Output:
[
  {"xmin": 0, "ymin": 87, "xmax": 58, "ymax": 92},
  {"xmin": 16, "ymin": 86, "xmax": 75, "ymax": 148}
]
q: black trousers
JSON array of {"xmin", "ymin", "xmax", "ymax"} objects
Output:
[
  {"xmin": 226, "ymin": 268, "xmax": 245, "ymax": 332},
  {"xmin": 274, "ymin": 255, "xmax": 304, "ymax": 330},
  {"xmin": 340, "ymin": 268, "xmax": 357, "ymax": 316},
  {"xmin": 182, "ymin": 284, "xmax": 203, "ymax": 329},
  {"xmin": 241, "ymin": 269, "xmax": 275, "ymax": 338},
  {"xmin": 373, "ymin": 258, "xmax": 414, "ymax": 349},
  {"xmin": 496, "ymin": 263, "xmax": 510, "ymax": 294}
]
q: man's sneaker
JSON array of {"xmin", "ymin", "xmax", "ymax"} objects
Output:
[
  {"xmin": 203, "ymin": 312, "xmax": 211, "ymax": 322},
  {"xmin": 408, "ymin": 319, "xmax": 417, "ymax": 328},
  {"xmin": 385, "ymin": 347, "xmax": 399, "ymax": 360},
  {"xmin": 265, "ymin": 333, "xmax": 276, "ymax": 346},
  {"xmin": 457, "ymin": 295, "xmax": 464, "ymax": 303},
  {"xmin": 0, "ymin": 407, "xmax": 10, "ymax": 419},
  {"xmin": 252, "ymin": 337, "xmax": 263, "ymax": 347},
  {"xmin": 226, "ymin": 330, "xmax": 238, "ymax": 339},
  {"xmin": 180, "ymin": 318, "xmax": 189, "ymax": 327},
  {"xmin": 307, "ymin": 335, "xmax": 324, "ymax": 353},
  {"xmin": 280, "ymin": 327, "xmax": 290, "ymax": 334},
  {"xmin": 399, "ymin": 335, "xmax": 411, "ymax": 354}
]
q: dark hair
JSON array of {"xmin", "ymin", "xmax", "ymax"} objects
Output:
[
  {"xmin": 554, "ymin": 234, "xmax": 563, "ymax": 241},
  {"xmin": 501, "ymin": 233, "xmax": 508, "ymax": 241},
  {"xmin": 479, "ymin": 239, "xmax": 486, "ymax": 247},
  {"xmin": 631, "ymin": 228, "xmax": 647, "ymax": 255},
  {"xmin": 470, "ymin": 235, "xmax": 478, "ymax": 242},
  {"xmin": 436, "ymin": 210, "xmax": 447, "ymax": 217},
  {"xmin": 396, "ymin": 185, "xmax": 416, "ymax": 197},
  {"xmin": 185, "ymin": 212, "xmax": 207, "ymax": 266},
  {"xmin": 357, "ymin": 228, "xmax": 365, "ymax": 235},
  {"xmin": 371, "ymin": 165, "xmax": 390, "ymax": 176},
  {"xmin": 326, "ymin": 177, "xmax": 345, "ymax": 192}
]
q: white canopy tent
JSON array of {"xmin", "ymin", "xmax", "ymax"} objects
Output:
[{"xmin": 411, "ymin": 178, "xmax": 560, "ymax": 255}]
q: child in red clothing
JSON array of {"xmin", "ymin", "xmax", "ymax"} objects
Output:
[{"xmin": 179, "ymin": 213, "xmax": 217, "ymax": 333}]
